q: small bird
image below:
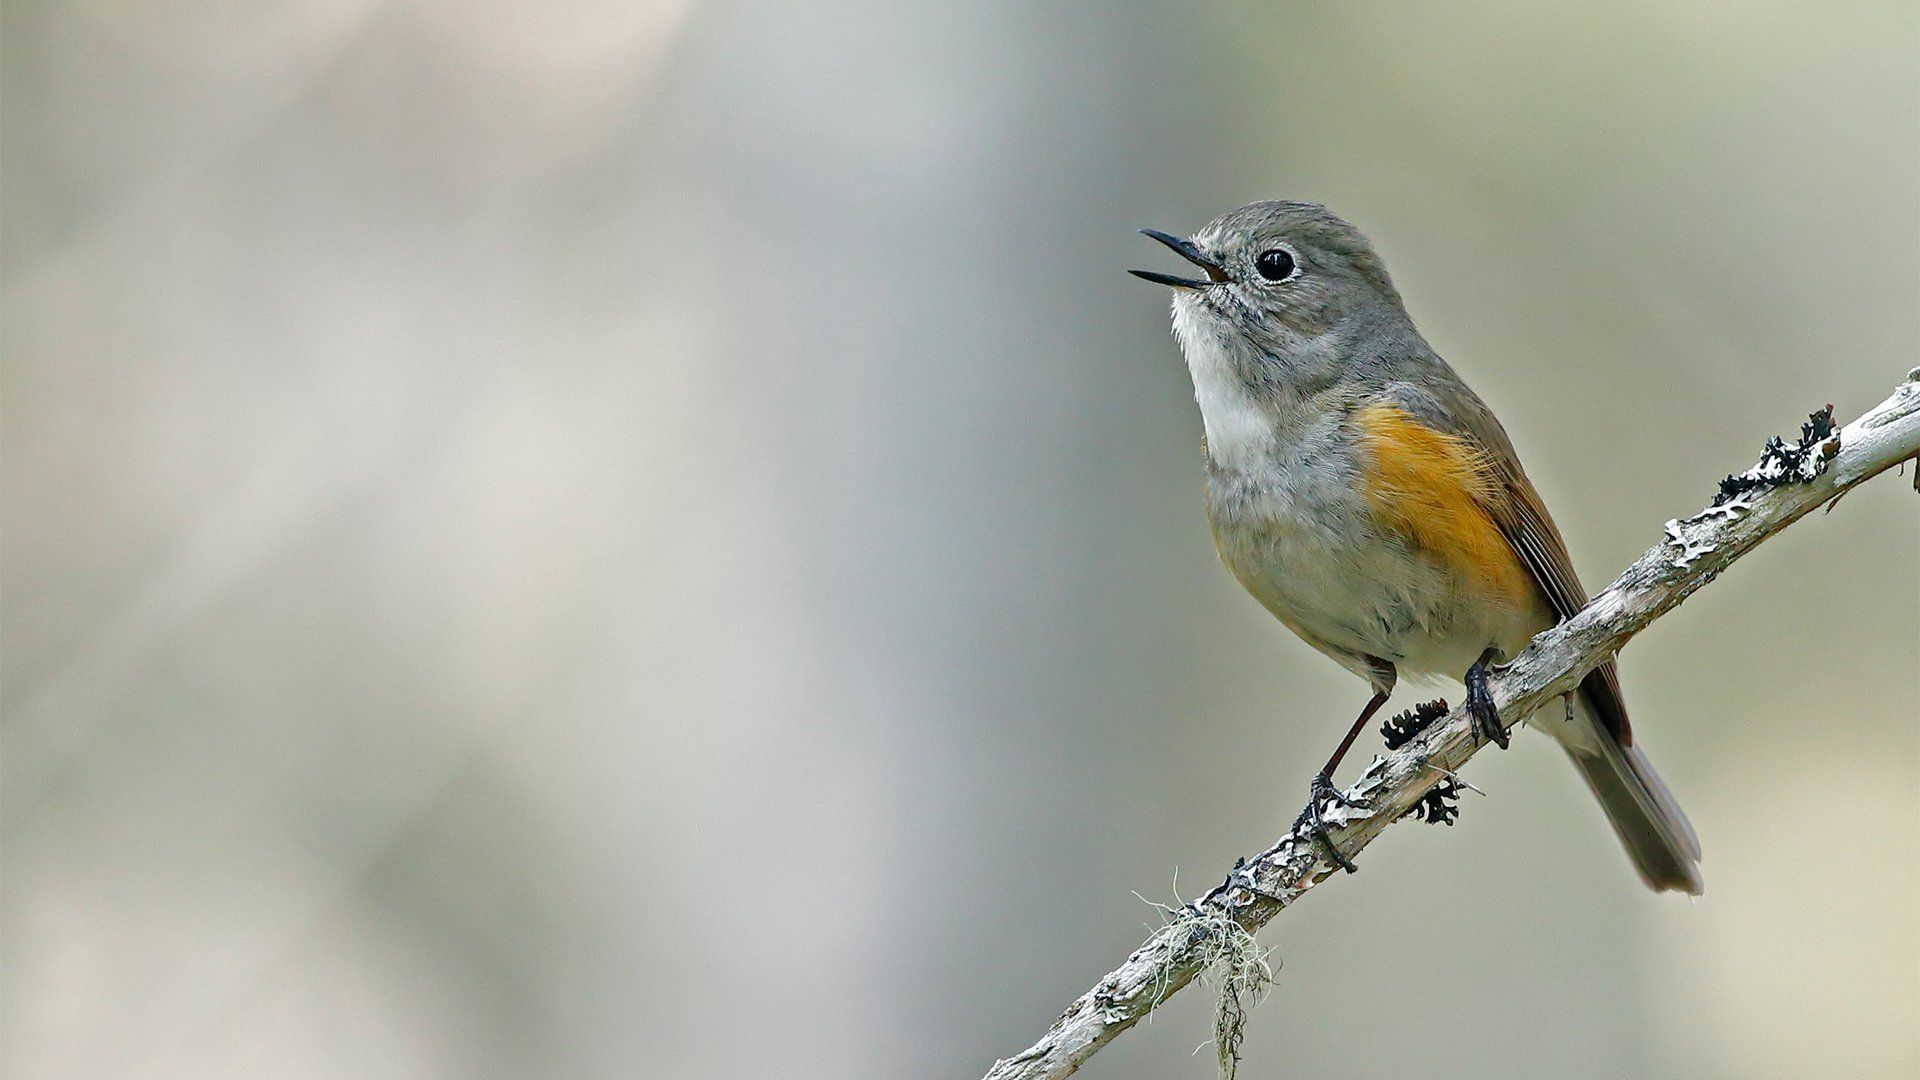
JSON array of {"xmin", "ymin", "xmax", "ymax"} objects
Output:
[{"xmin": 1131, "ymin": 201, "xmax": 1702, "ymax": 893}]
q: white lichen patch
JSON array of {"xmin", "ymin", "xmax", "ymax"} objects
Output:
[
  {"xmin": 1349, "ymin": 755, "xmax": 1390, "ymax": 798},
  {"xmin": 1317, "ymin": 798, "xmax": 1374, "ymax": 828},
  {"xmin": 1663, "ymin": 516, "xmax": 1720, "ymax": 569}
]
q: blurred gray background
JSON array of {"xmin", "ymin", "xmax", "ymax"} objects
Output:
[{"xmin": 4, "ymin": 2, "xmax": 1916, "ymax": 1078}]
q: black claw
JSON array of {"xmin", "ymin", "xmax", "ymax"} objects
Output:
[
  {"xmin": 1294, "ymin": 771, "xmax": 1368, "ymax": 873},
  {"xmin": 1465, "ymin": 660, "xmax": 1508, "ymax": 749}
]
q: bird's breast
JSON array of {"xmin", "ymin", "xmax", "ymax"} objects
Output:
[{"xmin": 1204, "ymin": 419, "xmax": 1541, "ymax": 676}]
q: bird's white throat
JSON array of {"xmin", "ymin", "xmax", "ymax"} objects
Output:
[{"xmin": 1170, "ymin": 296, "xmax": 1276, "ymax": 472}]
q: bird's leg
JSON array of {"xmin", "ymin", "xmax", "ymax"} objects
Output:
[
  {"xmin": 1295, "ymin": 687, "xmax": 1391, "ymax": 873},
  {"xmin": 1466, "ymin": 648, "xmax": 1508, "ymax": 749}
]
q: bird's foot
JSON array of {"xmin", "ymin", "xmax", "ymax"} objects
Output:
[
  {"xmin": 1465, "ymin": 660, "xmax": 1508, "ymax": 749},
  {"xmin": 1294, "ymin": 771, "xmax": 1369, "ymax": 873}
]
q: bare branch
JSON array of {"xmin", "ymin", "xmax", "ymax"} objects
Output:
[{"xmin": 983, "ymin": 371, "xmax": 1920, "ymax": 1080}]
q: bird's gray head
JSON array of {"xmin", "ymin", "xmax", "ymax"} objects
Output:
[
  {"xmin": 1131, "ymin": 201, "xmax": 1412, "ymax": 399},
  {"xmin": 1131, "ymin": 202, "xmax": 1420, "ymax": 466}
]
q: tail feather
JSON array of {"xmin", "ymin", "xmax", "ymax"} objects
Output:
[{"xmin": 1549, "ymin": 692, "xmax": 1703, "ymax": 894}]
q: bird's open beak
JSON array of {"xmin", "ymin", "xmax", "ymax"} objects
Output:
[{"xmin": 1129, "ymin": 229, "xmax": 1229, "ymax": 289}]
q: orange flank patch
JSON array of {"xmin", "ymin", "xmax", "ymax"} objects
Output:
[{"xmin": 1353, "ymin": 403, "xmax": 1531, "ymax": 603}]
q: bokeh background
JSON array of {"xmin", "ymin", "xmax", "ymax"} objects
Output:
[{"xmin": 4, "ymin": 2, "xmax": 1916, "ymax": 1078}]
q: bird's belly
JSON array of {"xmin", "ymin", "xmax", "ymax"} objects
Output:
[{"xmin": 1210, "ymin": 483, "xmax": 1541, "ymax": 680}]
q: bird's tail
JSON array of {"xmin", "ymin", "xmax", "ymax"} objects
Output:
[{"xmin": 1544, "ymin": 692, "xmax": 1703, "ymax": 895}]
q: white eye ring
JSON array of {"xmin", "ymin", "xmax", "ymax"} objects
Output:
[{"xmin": 1253, "ymin": 246, "xmax": 1299, "ymax": 283}]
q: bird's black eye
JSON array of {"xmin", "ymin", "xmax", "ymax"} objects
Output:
[{"xmin": 1255, "ymin": 249, "xmax": 1296, "ymax": 281}]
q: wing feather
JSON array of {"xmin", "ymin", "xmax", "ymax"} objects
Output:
[{"xmin": 1377, "ymin": 379, "xmax": 1634, "ymax": 742}]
